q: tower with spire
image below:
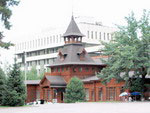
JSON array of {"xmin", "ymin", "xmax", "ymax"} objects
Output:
[
  {"xmin": 40, "ymin": 16, "xmax": 102, "ymax": 103},
  {"xmin": 48, "ymin": 16, "xmax": 100, "ymax": 76},
  {"xmin": 63, "ymin": 16, "xmax": 85, "ymax": 44}
]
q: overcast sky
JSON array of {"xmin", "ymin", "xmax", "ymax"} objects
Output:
[{"xmin": 0, "ymin": 0, "xmax": 150, "ymax": 65}]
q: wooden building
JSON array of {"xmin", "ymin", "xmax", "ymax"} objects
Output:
[{"xmin": 25, "ymin": 16, "xmax": 149, "ymax": 103}]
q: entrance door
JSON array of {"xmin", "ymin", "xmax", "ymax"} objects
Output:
[
  {"xmin": 52, "ymin": 89, "xmax": 57, "ymax": 103},
  {"xmin": 60, "ymin": 92, "xmax": 64, "ymax": 102}
]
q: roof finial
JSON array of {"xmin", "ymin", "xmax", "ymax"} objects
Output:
[{"xmin": 72, "ymin": 0, "xmax": 74, "ymax": 18}]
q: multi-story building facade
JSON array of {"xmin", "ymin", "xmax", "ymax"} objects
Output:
[{"xmin": 15, "ymin": 17, "xmax": 116, "ymax": 73}]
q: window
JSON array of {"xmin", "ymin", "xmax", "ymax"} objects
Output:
[
  {"xmin": 85, "ymin": 67, "xmax": 89, "ymax": 72},
  {"xmin": 58, "ymin": 68, "xmax": 60, "ymax": 72},
  {"xmin": 60, "ymin": 34, "xmax": 62, "ymax": 42},
  {"xmin": 51, "ymin": 68, "xmax": 54, "ymax": 72},
  {"xmin": 30, "ymin": 61, "xmax": 32, "ymax": 66},
  {"xmin": 73, "ymin": 67, "xmax": 76, "ymax": 72},
  {"xmin": 62, "ymin": 67, "xmax": 64, "ymax": 72},
  {"xmin": 38, "ymin": 51, "xmax": 40, "ymax": 55},
  {"xmin": 56, "ymin": 35, "xmax": 58, "ymax": 43},
  {"xmin": 95, "ymin": 31, "xmax": 97, "ymax": 39},
  {"xmin": 99, "ymin": 32, "xmax": 101, "ymax": 40},
  {"xmin": 104, "ymin": 33, "xmax": 105, "ymax": 40},
  {"xmin": 79, "ymin": 67, "xmax": 82, "ymax": 72},
  {"xmin": 38, "ymin": 39, "xmax": 40, "ymax": 46},
  {"xmin": 38, "ymin": 60, "xmax": 40, "ymax": 65},
  {"xmin": 47, "ymin": 37, "xmax": 49, "ymax": 45},
  {"xmin": 27, "ymin": 62, "xmax": 29, "ymax": 66},
  {"xmin": 47, "ymin": 90, "xmax": 50, "ymax": 100},
  {"xmin": 22, "ymin": 42, "xmax": 24, "ymax": 50},
  {"xmin": 87, "ymin": 31, "xmax": 89, "ymax": 38},
  {"xmin": 98, "ymin": 88, "xmax": 103, "ymax": 100},
  {"xmin": 107, "ymin": 33, "xmax": 109, "ymax": 40},
  {"xmin": 33, "ymin": 40, "xmax": 34, "ymax": 48},
  {"xmin": 85, "ymin": 89, "xmax": 89, "ymax": 100},
  {"xmin": 30, "ymin": 41, "xmax": 32, "ymax": 48},
  {"xmin": 44, "ymin": 37, "xmax": 46, "ymax": 45},
  {"xmin": 53, "ymin": 89, "xmax": 57, "ymax": 99},
  {"xmin": 44, "ymin": 59, "xmax": 46, "ymax": 65},
  {"xmin": 66, "ymin": 67, "xmax": 68, "ymax": 71},
  {"xmin": 35, "ymin": 60, "xmax": 37, "ymax": 65},
  {"xmin": 91, "ymin": 90, "xmax": 95, "ymax": 101},
  {"xmin": 106, "ymin": 87, "xmax": 116, "ymax": 101},
  {"xmin": 50, "ymin": 36, "xmax": 52, "ymax": 43},
  {"xmin": 41, "ymin": 39, "xmax": 43, "ymax": 46},
  {"xmin": 91, "ymin": 31, "xmax": 93, "ymax": 39},
  {"xmin": 31, "ymin": 90, "xmax": 36, "ymax": 101},
  {"xmin": 92, "ymin": 67, "xmax": 95, "ymax": 71},
  {"xmin": 111, "ymin": 34, "xmax": 113, "ymax": 40},
  {"xmin": 36, "ymin": 90, "xmax": 40, "ymax": 100},
  {"xmin": 53, "ymin": 68, "xmax": 56, "ymax": 72},
  {"xmin": 47, "ymin": 49, "xmax": 49, "ymax": 54},
  {"xmin": 47, "ymin": 59, "xmax": 49, "ymax": 64},
  {"xmin": 53, "ymin": 36, "xmax": 55, "ymax": 43},
  {"xmin": 35, "ymin": 40, "xmax": 37, "ymax": 47}
]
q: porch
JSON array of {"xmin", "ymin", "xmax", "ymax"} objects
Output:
[{"xmin": 40, "ymin": 75, "xmax": 66, "ymax": 103}]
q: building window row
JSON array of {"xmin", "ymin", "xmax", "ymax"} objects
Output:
[
  {"xmin": 26, "ymin": 58, "xmax": 56, "ymax": 67},
  {"xmin": 87, "ymin": 31, "xmax": 112, "ymax": 41},
  {"xmin": 51, "ymin": 66, "xmax": 69, "ymax": 73},
  {"xmin": 26, "ymin": 47, "xmax": 60, "ymax": 57},
  {"xmin": 16, "ymin": 34, "xmax": 63, "ymax": 51},
  {"xmin": 72, "ymin": 67, "xmax": 94, "ymax": 73}
]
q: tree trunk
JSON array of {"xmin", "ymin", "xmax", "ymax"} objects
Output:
[{"xmin": 141, "ymin": 67, "xmax": 147, "ymax": 98}]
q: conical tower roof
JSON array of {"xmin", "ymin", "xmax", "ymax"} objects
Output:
[{"xmin": 63, "ymin": 16, "xmax": 85, "ymax": 37}]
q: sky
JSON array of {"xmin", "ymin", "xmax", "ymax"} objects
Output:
[{"xmin": 0, "ymin": 0, "xmax": 150, "ymax": 66}]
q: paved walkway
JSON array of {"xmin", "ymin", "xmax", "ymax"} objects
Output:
[{"xmin": 0, "ymin": 102, "xmax": 150, "ymax": 113}]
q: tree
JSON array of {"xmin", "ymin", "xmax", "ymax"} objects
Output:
[
  {"xmin": 0, "ymin": 67, "xmax": 6, "ymax": 105},
  {"xmin": 97, "ymin": 10, "xmax": 150, "ymax": 93},
  {"xmin": 2, "ymin": 60, "xmax": 26, "ymax": 106},
  {"xmin": 64, "ymin": 77, "xmax": 85, "ymax": 103},
  {"xmin": 26, "ymin": 66, "xmax": 38, "ymax": 80},
  {"xmin": 130, "ymin": 77, "xmax": 143, "ymax": 92},
  {"xmin": 22, "ymin": 66, "xmax": 44, "ymax": 80},
  {"xmin": 0, "ymin": 0, "xmax": 19, "ymax": 49}
]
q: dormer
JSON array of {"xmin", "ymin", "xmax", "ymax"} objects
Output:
[
  {"xmin": 77, "ymin": 48, "xmax": 86, "ymax": 61},
  {"xmin": 58, "ymin": 50, "xmax": 67, "ymax": 61}
]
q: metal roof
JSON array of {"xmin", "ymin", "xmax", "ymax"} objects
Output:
[
  {"xmin": 49, "ymin": 43, "xmax": 101, "ymax": 67},
  {"xmin": 82, "ymin": 76, "xmax": 100, "ymax": 82},
  {"xmin": 63, "ymin": 16, "xmax": 85, "ymax": 37},
  {"xmin": 45, "ymin": 75, "xmax": 66, "ymax": 85},
  {"xmin": 25, "ymin": 80, "xmax": 41, "ymax": 85}
]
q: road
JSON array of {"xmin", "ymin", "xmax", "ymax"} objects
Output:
[{"xmin": 0, "ymin": 102, "xmax": 150, "ymax": 113}]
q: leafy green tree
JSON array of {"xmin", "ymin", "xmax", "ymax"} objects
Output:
[
  {"xmin": 64, "ymin": 77, "xmax": 85, "ymax": 103},
  {"xmin": 22, "ymin": 66, "xmax": 44, "ymax": 80},
  {"xmin": 2, "ymin": 60, "xmax": 26, "ymax": 106},
  {"xmin": 130, "ymin": 77, "xmax": 142, "ymax": 92},
  {"xmin": 97, "ymin": 10, "xmax": 150, "ymax": 93},
  {"xmin": 0, "ymin": 0, "xmax": 19, "ymax": 49},
  {"xmin": 0, "ymin": 67, "xmax": 6, "ymax": 105},
  {"xmin": 26, "ymin": 66, "xmax": 38, "ymax": 80},
  {"xmin": 38, "ymin": 66, "xmax": 46, "ymax": 79}
]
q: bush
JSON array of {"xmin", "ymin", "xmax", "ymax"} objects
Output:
[{"xmin": 64, "ymin": 77, "xmax": 86, "ymax": 103}]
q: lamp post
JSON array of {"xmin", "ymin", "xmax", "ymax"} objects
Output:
[{"xmin": 22, "ymin": 51, "xmax": 27, "ymax": 87}]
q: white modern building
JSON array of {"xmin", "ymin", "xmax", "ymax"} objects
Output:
[{"xmin": 15, "ymin": 17, "xmax": 116, "ymax": 73}]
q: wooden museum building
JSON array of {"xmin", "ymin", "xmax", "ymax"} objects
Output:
[{"xmin": 25, "ymin": 16, "xmax": 150, "ymax": 103}]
